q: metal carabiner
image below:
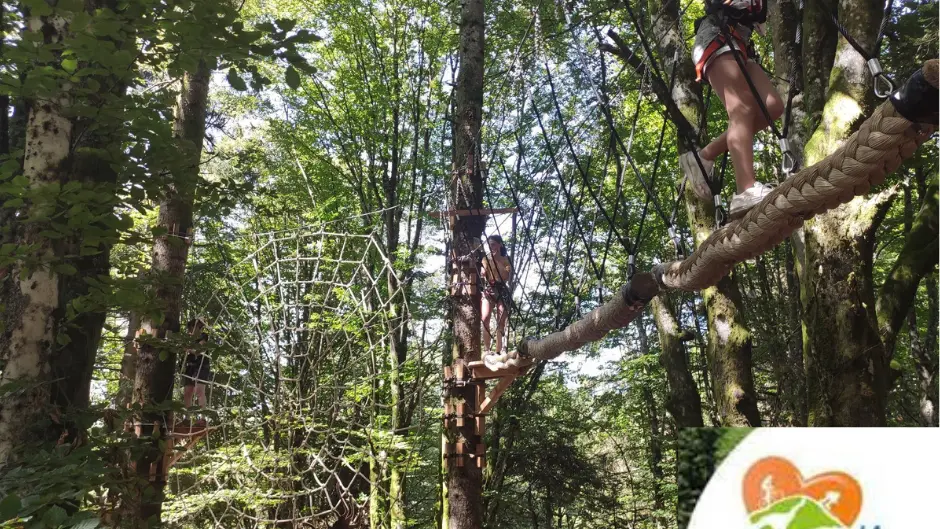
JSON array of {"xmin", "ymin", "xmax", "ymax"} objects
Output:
[
  {"xmin": 778, "ymin": 138, "xmax": 797, "ymax": 175},
  {"xmin": 714, "ymin": 195, "xmax": 726, "ymax": 228},
  {"xmin": 867, "ymin": 58, "xmax": 895, "ymax": 99},
  {"xmin": 627, "ymin": 254, "xmax": 637, "ymax": 280}
]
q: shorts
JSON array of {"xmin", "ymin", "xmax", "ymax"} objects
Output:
[
  {"xmin": 183, "ymin": 354, "xmax": 212, "ymax": 386},
  {"xmin": 484, "ymin": 282, "xmax": 511, "ymax": 308},
  {"xmin": 692, "ymin": 15, "xmax": 755, "ymax": 82}
]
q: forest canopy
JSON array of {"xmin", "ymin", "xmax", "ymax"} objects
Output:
[{"xmin": 0, "ymin": 0, "xmax": 937, "ymax": 528}]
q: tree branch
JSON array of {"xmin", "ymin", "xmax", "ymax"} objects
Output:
[
  {"xmin": 877, "ymin": 178, "xmax": 939, "ymax": 359},
  {"xmin": 601, "ymin": 29, "xmax": 700, "ymax": 144}
]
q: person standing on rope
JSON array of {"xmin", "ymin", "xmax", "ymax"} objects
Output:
[
  {"xmin": 682, "ymin": 0, "xmax": 784, "ymax": 218},
  {"xmin": 181, "ymin": 318, "xmax": 212, "ymax": 426},
  {"xmin": 481, "ymin": 235, "xmax": 512, "ymax": 355}
]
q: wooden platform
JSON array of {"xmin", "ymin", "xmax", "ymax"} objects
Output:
[
  {"xmin": 165, "ymin": 422, "xmax": 214, "ymax": 470},
  {"xmin": 468, "ymin": 358, "xmax": 534, "ymax": 380},
  {"xmin": 171, "ymin": 422, "xmax": 210, "ymax": 437},
  {"xmin": 430, "ymin": 207, "xmax": 518, "ymax": 218},
  {"xmin": 468, "ymin": 358, "xmax": 534, "ymax": 414}
]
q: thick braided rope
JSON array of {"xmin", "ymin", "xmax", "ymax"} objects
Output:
[
  {"xmin": 519, "ymin": 273, "xmax": 659, "ymax": 361},
  {"xmin": 659, "ymin": 95, "xmax": 936, "ymax": 291},
  {"xmin": 483, "ymin": 348, "xmax": 523, "ymax": 370}
]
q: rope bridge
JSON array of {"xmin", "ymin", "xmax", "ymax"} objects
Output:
[{"xmin": 514, "ymin": 60, "xmax": 939, "ymax": 364}]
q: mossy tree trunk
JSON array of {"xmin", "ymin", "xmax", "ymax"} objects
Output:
[
  {"xmin": 650, "ymin": 296, "xmax": 704, "ymax": 427},
  {"xmin": 796, "ymin": 0, "xmax": 938, "ymax": 426},
  {"xmin": 651, "ymin": 0, "xmax": 762, "ymax": 427}
]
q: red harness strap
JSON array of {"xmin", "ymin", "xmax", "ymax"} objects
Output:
[{"xmin": 695, "ymin": 26, "xmax": 749, "ymax": 82}]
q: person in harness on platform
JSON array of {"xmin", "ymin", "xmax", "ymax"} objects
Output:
[{"xmin": 681, "ymin": 0, "xmax": 785, "ymax": 218}]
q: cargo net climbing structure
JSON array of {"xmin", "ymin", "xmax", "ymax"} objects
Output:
[{"xmin": 163, "ymin": 225, "xmax": 421, "ymax": 528}]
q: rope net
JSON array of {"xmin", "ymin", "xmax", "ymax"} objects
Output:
[{"xmin": 165, "ymin": 225, "xmax": 423, "ymax": 527}]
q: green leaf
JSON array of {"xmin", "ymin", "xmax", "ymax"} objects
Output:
[
  {"xmin": 3, "ymin": 198, "xmax": 24, "ymax": 208},
  {"xmin": 55, "ymin": 263, "xmax": 78, "ymax": 276},
  {"xmin": 71, "ymin": 11, "xmax": 91, "ymax": 31},
  {"xmin": 0, "ymin": 493, "xmax": 21, "ymax": 523},
  {"xmin": 285, "ymin": 66, "xmax": 300, "ymax": 89},
  {"xmin": 24, "ymin": 0, "xmax": 52, "ymax": 17},
  {"xmin": 58, "ymin": 0, "xmax": 84, "ymax": 12},
  {"xmin": 56, "ymin": 332, "xmax": 72, "ymax": 346},
  {"xmin": 69, "ymin": 517, "xmax": 100, "ymax": 529},
  {"xmin": 276, "ymin": 18, "xmax": 297, "ymax": 32},
  {"xmin": 61, "ymin": 58, "xmax": 78, "ymax": 74},
  {"xmin": 42, "ymin": 505, "xmax": 68, "ymax": 527},
  {"xmin": 227, "ymin": 68, "xmax": 247, "ymax": 91},
  {"xmin": 255, "ymin": 22, "xmax": 276, "ymax": 33}
]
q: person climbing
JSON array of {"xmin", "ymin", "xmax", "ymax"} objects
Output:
[
  {"xmin": 480, "ymin": 235, "xmax": 512, "ymax": 355},
  {"xmin": 682, "ymin": 0, "xmax": 784, "ymax": 218},
  {"xmin": 182, "ymin": 318, "xmax": 212, "ymax": 427}
]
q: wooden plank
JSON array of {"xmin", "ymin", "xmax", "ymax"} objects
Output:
[
  {"xmin": 468, "ymin": 358, "xmax": 534, "ymax": 380},
  {"xmin": 444, "ymin": 366, "xmax": 453, "ymax": 380},
  {"xmin": 430, "ymin": 207, "xmax": 519, "ymax": 218},
  {"xmin": 454, "ymin": 361, "xmax": 465, "ymax": 381},
  {"xmin": 456, "ymin": 402, "xmax": 466, "ymax": 427},
  {"xmin": 478, "ymin": 375, "xmax": 517, "ymax": 414},
  {"xmin": 456, "ymin": 442, "xmax": 465, "ymax": 467},
  {"xmin": 166, "ymin": 429, "xmax": 208, "ymax": 469},
  {"xmin": 475, "ymin": 414, "xmax": 486, "ymax": 437}
]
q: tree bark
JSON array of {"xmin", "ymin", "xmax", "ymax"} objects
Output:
[
  {"xmin": 635, "ymin": 318, "xmax": 666, "ymax": 527},
  {"xmin": 876, "ymin": 179, "xmax": 938, "ymax": 358},
  {"xmin": 446, "ymin": 0, "xmax": 485, "ymax": 526},
  {"xmin": 0, "ymin": 10, "xmax": 73, "ymax": 465},
  {"xmin": 1, "ymin": 1, "xmax": 132, "ymax": 465},
  {"xmin": 131, "ymin": 61, "xmax": 210, "ymax": 526},
  {"xmin": 650, "ymin": 296, "xmax": 703, "ymax": 427},
  {"xmin": 117, "ymin": 311, "xmax": 141, "ymax": 408},
  {"xmin": 799, "ymin": 0, "xmax": 896, "ymax": 426},
  {"xmin": 915, "ymin": 273, "xmax": 938, "ymax": 426}
]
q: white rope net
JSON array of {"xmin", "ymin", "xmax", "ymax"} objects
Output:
[{"xmin": 164, "ymin": 225, "xmax": 420, "ymax": 528}]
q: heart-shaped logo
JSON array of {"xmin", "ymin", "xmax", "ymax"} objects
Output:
[{"xmin": 742, "ymin": 456, "xmax": 863, "ymax": 527}]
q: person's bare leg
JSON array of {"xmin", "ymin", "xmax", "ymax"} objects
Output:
[
  {"xmin": 183, "ymin": 384, "xmax": 194, "ymax": 408},
  {"xmin": 699, "ymin": 57, "xmax": 786, "ymax": 186},
  {"xmin": 704, "ymin": 53, "xmax": 760, "ymax": 192},
  {"xmin": 744, "ymin": 60, "xmax": 784, "ymax": 130},
  {"xmin": 195, "ymin": 384, "xmax": 207, "ymax": 408},
  {"xmin": 495, "ymin": 302, "xmax": 508, "ymax": 353},
  {"xmin": 482, "ymin": 296, "xmax": 493, "ymax": 352}
]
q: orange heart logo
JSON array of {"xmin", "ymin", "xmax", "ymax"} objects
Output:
[{"xmin": 742, "ymin": 457, "xmax": 863, "ymax": 526}]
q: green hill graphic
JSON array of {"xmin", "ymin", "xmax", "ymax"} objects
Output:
[{"xmin": 749, "ymin": 495, "xmax": 845, "ymax": 529}]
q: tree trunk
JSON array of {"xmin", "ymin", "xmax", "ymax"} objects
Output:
[
  {"xmin": 131, "ymin": 61, "xmax": 210, "ymax": 525},
  {"xmin": 650, "ymin": 296, "xmax": 703, "ymax": 427},
  {"xmin": 915, "ymin": 273, "xmax": 938, "ymax": 426},
  {"xmin": 651, "ymin": 0, "xmax": 761, "ymax": 426},
  {"xmin": 0, "ymin": 10, "xmax": 72, "ymax": 465},
  {"xmin": 877, "ymin": 179, "xmax": 938, "ymax": 358},
  {"xmin": 118, "ymin": 311, "xmax": 141, "ymax": 408},
  {"xmin": 635, "ymin": 319, "xmax": 666, "ymax": 527},
  {"xmin": 799, "ymin": 0, "xmax": 894, "ymax": 426},
  {"xmin": 446, "ymin": 0, "xmax": 485, "ymax": 526}
]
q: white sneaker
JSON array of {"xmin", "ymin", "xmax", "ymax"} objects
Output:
[
  {"xmin": 679, "ymin": 151, "xmax": 715, "ymax": 201},
  {"xmin": 729, "ymin": 181, "xmax": 775, "ymax": 218}
]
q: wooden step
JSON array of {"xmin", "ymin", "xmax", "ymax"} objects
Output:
[{"xmin": 468, "ymin": 358, "xmax": 534, "ymax": 380}]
